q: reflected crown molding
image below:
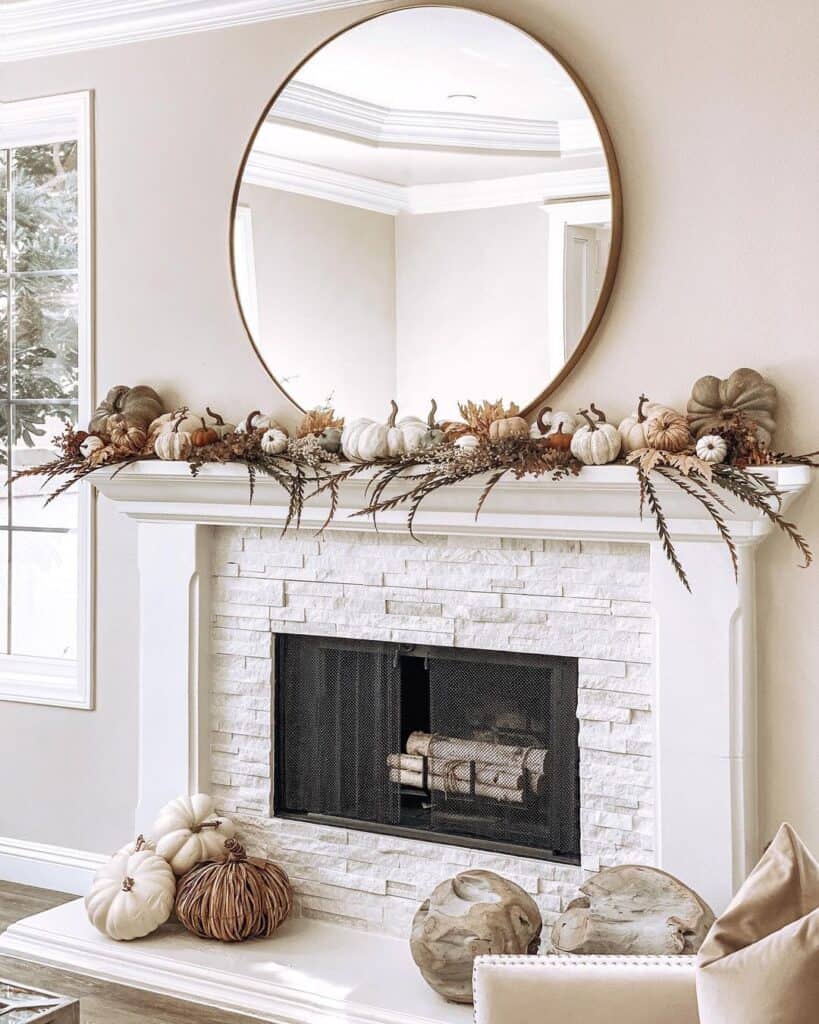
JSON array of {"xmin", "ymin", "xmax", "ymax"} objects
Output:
[
  {"xmin": 271, "ymin": 82, "xmax": 564, "ymax": 154},
  {"xmin": 243, "ymin": 151, "xmax": 609, "ymax": 215},
  {"xmin": 0, "ymin": 0, "xmax": 375, "ymax": 62}
]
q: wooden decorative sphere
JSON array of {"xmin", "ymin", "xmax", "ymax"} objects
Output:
[
  {"xmin": 175, "ymin": 837, "xmax": 292, "ymax": 942},
  {"xmin": 410, "ymin": 869, "xmax": 542, "ymax": 1003}
]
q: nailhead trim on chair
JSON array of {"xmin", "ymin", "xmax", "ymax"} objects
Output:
[{"xmin": 471, "ymin": 955, "xmax": 696, "ymax": 1023}]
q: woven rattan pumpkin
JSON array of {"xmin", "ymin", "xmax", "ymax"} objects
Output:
[{"xmin": 175, "ymin": 838, "xmax": 292, "ymax": 942}]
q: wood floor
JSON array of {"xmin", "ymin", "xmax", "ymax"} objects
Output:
[{"xmin": 0, "ymin": 881, "xmax": 262, "ymax": 1023}]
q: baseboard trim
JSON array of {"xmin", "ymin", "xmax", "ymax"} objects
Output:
[{"xmin": 0, "ymin": 836, "xmax": 106, "ymax": 896}]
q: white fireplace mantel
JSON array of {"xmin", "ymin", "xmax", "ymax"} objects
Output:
[{"xmin": 0, "ymin": 462, "xmax": 811, "ymax": 1024}]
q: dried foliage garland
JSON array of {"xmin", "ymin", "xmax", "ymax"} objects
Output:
[
  {"xmin": 10, "ymin": 403, "xmax": 817, "ymax": 592},
  {"xmin": 175, "ymin": 838, "xmax": 292, "ymax": 942}
]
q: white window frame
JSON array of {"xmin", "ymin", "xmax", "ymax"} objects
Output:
[{"xmin": 0, "ymin": 91, "xmax": 95, "ymax": 709}]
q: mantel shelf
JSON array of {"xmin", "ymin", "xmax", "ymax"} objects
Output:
[{"xmin": 90, "ymin": 461, "xmax": 812, "ymax": 545}]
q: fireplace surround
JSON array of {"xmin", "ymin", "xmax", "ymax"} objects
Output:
[{"xmin": 0, "ymin": 461, "xmax": 809, "ymax": 1024}]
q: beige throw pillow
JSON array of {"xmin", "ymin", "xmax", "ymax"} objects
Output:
[{"xmin": 696, "ymin": 822, "xmax": 819, "ymax": 1024}]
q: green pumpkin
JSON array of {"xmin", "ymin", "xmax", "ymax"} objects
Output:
[
  {"xmin": 418, "ymin": 399, "xmax": 445, "ymax": 449},
  {"xmin": 317, "ymin": 427, "xmax": 342, "ymax": 453}
]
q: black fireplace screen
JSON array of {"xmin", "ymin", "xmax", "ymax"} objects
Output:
[{"xmin": 275, "ymin": 634, "xmax": 580, "ymax": 862}]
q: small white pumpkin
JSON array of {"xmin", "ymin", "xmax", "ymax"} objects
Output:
[
  {"xmin": 85, "ymin": 838, "xmax": 175, "ymax": 941},
  {"xmin": 154, "ymin": 416, "xmax": 192, "ymax": 461},
  {"xmin": 150, "ymin": 409, "xmax": 206, "ymax": 436},
  {"xmin": 79, "ymin": 434, "xmax": 104, "ymax": 459},
  {"xmin": 117, "ymin": 833, "xmax": 156, "ymax": 856},
  {"xmin": 236, "ymin": 410, "xmax": 285, "ymax": 434},
  {"xmin": 570, "ymin": 407, "xmax": 622, "ymax": 465},
  {"xmin": 205, "ymin": 407, "xmax": 236, "ymax": 438},
  {"xmin": 695, "ymin": 434, "xmax": 728, "ymax": 464},
  {"xmin": 261, "ymin": 427, "xmax": 288, "ymax": 455},
  {"xmin": 454, "ymin": 434, "xmax": 480, "ymax": 452},
  {"xmin": 530, "ymin": 406, "xmax": 579, "ymax": 438},
  {"xmin": 151, "ymin": 793, "xmax": 236, "ymax": 876},
  {"xmin": 342, "ymin": 401, "xmax": 414, "ymax": 461},
  {"xmin": 618, "ymin": 394, "xmax": 654, "ymax": 453}
]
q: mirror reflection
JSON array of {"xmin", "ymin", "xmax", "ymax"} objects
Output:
[{"xmin": 233, "ymin": 7, "xmax": 616, "ymax": 420}]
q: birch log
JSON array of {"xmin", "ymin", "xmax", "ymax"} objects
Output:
[
  {"xmin": 387, "ymin": 753, "xmax": 525, "ymax": 790},
  {"xmin": 551, "ymin": 865, "xmax": 715, "ymax": 955},
  {"xmin": 406, "ymin": 731, "xmax": 548, "ymax": 774},
  {"xmin": 389, "ymin": 768, "xmax": 524, "ymax": 804}
]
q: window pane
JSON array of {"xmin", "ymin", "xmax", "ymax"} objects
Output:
[
  {"xmin": 0, "ymin": 149, "xmax": 7, "ymax": 273},
  {"xmin": 12, "ymin": 274, "xmax": 78, "ymax": 399},
  {"xmin": 0, "ymin": 532, "xmax": 8, "ymax": 654},
  {"xmin": 10, "ymin": 529, "xmax": 76, "ymax": 660},
  {"xmin": 0, "ymin": 279, "xmax": 7, "ymax": 397},
  {"xmin": 10, "ymin": 404, "xmax": 77, "ymax": 528},
  {"xmin": 12, "ymin": 142, "xmax": 78, "ymax": 273}
]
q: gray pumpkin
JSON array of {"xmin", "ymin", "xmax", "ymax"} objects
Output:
[
  {"xmin": 317, "ymin": 427, "xmax": 342, "ymax": 453},
  {"xmin": 90, "ymin": 385, "xmax": 164, "ymax": 432},
  {"xmin": 418, "ymin": 399, "xmax": 445, "ymax": 449}
]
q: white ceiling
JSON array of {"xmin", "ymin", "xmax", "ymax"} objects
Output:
[{"xmin": 294, "ymin": 7, "xmax": 591, "ymax": 122}]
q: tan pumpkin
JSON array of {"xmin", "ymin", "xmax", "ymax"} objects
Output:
[
  {"xmin": 489, "ymin": 414, "xmax": 529, "ymax": 442},
  {"xmin": 687, "ymin": 368, "xmax": 777, "ymax": 442},
  {"xmin": 154, "ymin": 416, "xmax": 192, "ymax": 460},
  {"xmin": 645, "ymin": 410, "xmax": 693, "ymax": 452},
  {"xmin": 90, "ymin": 385, "xmax": 164, "ymax": 432},
  {"xmin": 109, "ymin": 416, "xmax": 148, "ymax": 454},
  {"xmin": 570, "ymin": 407, "xmax": 622, "ymax": 465}
]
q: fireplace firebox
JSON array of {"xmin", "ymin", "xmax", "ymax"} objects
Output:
[{"xmin": 274, "ymin": 634, "xmax": 580, "ymax": 862}]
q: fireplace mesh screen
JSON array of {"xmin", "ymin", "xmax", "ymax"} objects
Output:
[{"xmin": 275, "ymin": 634, "xmax": 580, "ymax": 861}]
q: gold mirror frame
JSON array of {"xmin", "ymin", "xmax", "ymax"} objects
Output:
[{"xmin": 229, "ymin": 3, "xmax": 622, "ymax": 418}]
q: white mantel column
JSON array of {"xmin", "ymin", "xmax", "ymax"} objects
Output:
[
  {"xmin": 651, "ymin": 539, "xmax": 758, "ymax": 912},
  {"xmin": 134, "ymin": 521, "xmax": 212, "ymax": 834}
]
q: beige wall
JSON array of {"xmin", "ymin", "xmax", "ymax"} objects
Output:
[
  {"xmin": 240, "ymin": 184, "xmax": 396, "ymax": 415},
  {"xmin": 1, "ymin": 0, "xmax": 817, "ymax": 859}
]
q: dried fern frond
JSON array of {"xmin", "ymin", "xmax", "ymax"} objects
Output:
[
  {"xmin": 297, "ymin": 407, "xmax": 344, "ymax": 438},
  {"xmin": 446, "ymin": 399, "xmax": 522, "ymax": 441}
]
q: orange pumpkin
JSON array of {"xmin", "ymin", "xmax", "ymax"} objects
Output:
[
  {"xmin": 190, "ymin": 418, "xmax": 218, "ymax": 447},
  {"xmin": 545, "ymin": 422, "xmax": 574, "ymax": 451}
]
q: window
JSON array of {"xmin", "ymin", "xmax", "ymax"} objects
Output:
[{"xmin": 0, "ymin": 92, "xmax": 93, "ymax": 707}]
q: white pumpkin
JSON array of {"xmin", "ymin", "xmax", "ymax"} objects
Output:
[
  {"xmin": 205, "ymin": 407, "xmax": 236, "ymax": 438},
  {"xmin": 85, "ymin": 841, "xmax": 175, "ymax": 941},
  {"xmin": 570, "ymin": 408, "xmax": 622, "ymax": 465},
  {"xmin": 236, "ymin": 411, "xmax": 285, "ymax": 434},
  {"xmin": 618, "ymin": 394, "xmax": 655, "ymax": 453},
  {"xmin": 530, "ymin": 406, "xmax": 579, "ymax": 438},
  {"xmin": 454, "ymin": 434, "xmax": 480, "ymax": 452},
  {"xmin": 342, "ymin": 401, "xmax": 418, "ymax": 461},
  {"xmin": 150, "ymin": 409, "xmax": 206, "ymax": 436},
  {"xmin": 151, "ymin": 793, "xmax": 236, "ymax": 876},
  {"xmin": 117, "ymin": 833, "xmax": 156, "ymax": 856},
  {"xmin": 79, "ymin": 435, "xmax": 104, "ymax": 458},
  {"xmin": 696, "ymin": 434, "xmax": 728, "ymax": 464},
  {"xmin": 261, "ymin": 427, "xmax": 288, "ymax": 455},
  {"xmin": 154, "ymin": 419, "xmax": 192, "ymax": 461}
]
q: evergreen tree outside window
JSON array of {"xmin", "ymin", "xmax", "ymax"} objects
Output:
[{"xmin": 0, "ymin": 92, "xmax": 93, "ymax": 707}]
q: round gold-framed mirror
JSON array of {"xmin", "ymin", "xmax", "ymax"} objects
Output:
[{"xmin": 231, "ymin": 5, "xmax": 621, "ymax": 421}]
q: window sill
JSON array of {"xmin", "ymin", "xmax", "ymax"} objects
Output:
[{"xmin": 0, "ymin": 654, "xmax": 91, "ymax": 709}]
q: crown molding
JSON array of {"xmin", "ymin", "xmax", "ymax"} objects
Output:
[
  {"xmin": 272, "ymin": 81, "xmax": 563, "ymax": 154},
  {"xmin": 242, "ymin": 149, "xmax": 609, "ymax": 215},
  {"xmin": 0, "ymin": 0, "xmax": 375, "ymax": 63}
]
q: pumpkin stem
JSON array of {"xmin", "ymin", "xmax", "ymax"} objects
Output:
[
  {"xmin": 427, "ymin": 399, "xmax": 438, "ymax": 429},
  {"xmin": 121, "ymin": 876, "xmax": 135, "ymax": 892},
  {"xmin": 191, "ymin": 819, "xmax": 223, "ymax": 834},
  {"xmin": 206, "ymin": 407, "xmax": 225, "ymax": 425},
  {"xmin": 244, "ymin": 411, "xmax": 261, "ymax": 433},
  {"xmin": 134, "ymin": 834, "xmax": 146, "ymax": 853},
  {"xmin": 590, "ymin": 403, "xmax": 607, "ymax": 423},
  {"xmin": 536, "ymin": 406, "xmax": 552, "ymax": 436},
  {"xmin": 388, "ymin": 399, "xmax": 398, "ymax": 428},
  {"xmin": 578, "ymin": 409, "xmax": 597, "ymax": 432},
  {"xmin": 555, "ymin": 421, "xmax": 565, "ymax": 434},
  {"xmin": 171, "ymin": 408, "xmax": 188, "ymax": 435},
  {"xmin": 637, "ymin": 394, "xmax": 649, "ymax": 423},
  {"xmin": 224, "ymin": 837, "xmax": 247, "ymax": 862}
]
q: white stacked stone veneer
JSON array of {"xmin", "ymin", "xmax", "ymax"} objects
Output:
[{"xmin": 208, "ymin": 526, "xmax": 655, "ymax": 938}]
